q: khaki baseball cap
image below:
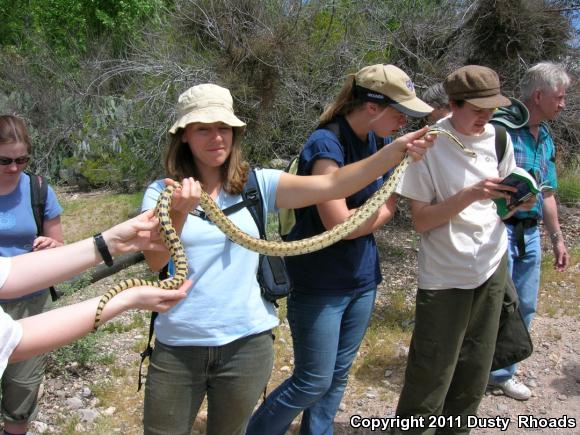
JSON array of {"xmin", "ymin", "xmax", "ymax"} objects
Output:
[
  {"xmin": 169, "ymin": 84, "xmax": 246, "ymax": 135},
  {"xmin": 444, "ymin": 65, "xmax": 511, "ymax": 109},
  {"xmin": 354, "ymin": 64, "xmax": 433, "ymax": 118}
]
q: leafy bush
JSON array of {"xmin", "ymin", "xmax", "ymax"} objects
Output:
[{"xmin": 1, "ymin": 0, "xmax": 578, "ymax": 188}]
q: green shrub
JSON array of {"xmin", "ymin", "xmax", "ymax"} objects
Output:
[{"xmin": 48, "ymin": 332, "xmax": 115, "ymax": 372}]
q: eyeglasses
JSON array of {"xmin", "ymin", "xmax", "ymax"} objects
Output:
[{"xmin": 0, "ymin": 156, "xmax": 30, "ymax": 165}]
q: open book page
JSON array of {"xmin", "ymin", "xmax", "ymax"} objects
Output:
[{"xmin": 493, "ymin": 167, "xmax": 551, "ymax": 218}]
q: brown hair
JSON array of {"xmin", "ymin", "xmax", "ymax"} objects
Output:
[
  {"xmin": 0, "ymin": 115, "xmax": 32, "ymax": 153},
  {"xmin": 164, "ymin": 126, "xmax": 249, "ymax": 195},
  {"xmin": 319, "ymin": 74, "xmax": 389, "ymax": 124}
]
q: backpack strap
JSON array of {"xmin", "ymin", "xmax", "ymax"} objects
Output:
[
  {"xmin": 188, "ymin": 172, "xmax": 263, "ymax": 232},
  {"xmin": 317, "ymin": 120, "xmax": 345, "ymax": 157},
  {"xmin": 320, "ymin": 119, "xmax": 342, "ymax": 144},
  {"xmin": 138, "ymin": 264, "xmax": 168, "ymax": 391},
  {"xmin": 28, "ymin": 172, "xmax": 48, "ymax": 236},
  {"xmin": 28, "ymin": 173, "xmax": 60, "ymax": 302},
  {"xmin": 492, "ymin": 124, "xmax": 507, "ymax": 164},
  {"xmin": 242, "ymin": 169, "xmax": 266, "ymax": 240}
]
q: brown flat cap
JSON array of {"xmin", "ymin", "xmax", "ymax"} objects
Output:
[{"xmin": 444, "ymin": 65, "xmax": 510, "ymax": 109}]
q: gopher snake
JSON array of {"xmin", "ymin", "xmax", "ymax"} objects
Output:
[
  {"xmin": 94, "ymin": 127, "xmax": 467, "ymax": 327},
  {"xmin": 93, "ymin": 190, "xmax": 189, "ymax": 329}
]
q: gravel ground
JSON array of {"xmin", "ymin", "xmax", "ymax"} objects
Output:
[{"xmin": 26, "ymin": 200, "xmax": 579, "ymax": 434}]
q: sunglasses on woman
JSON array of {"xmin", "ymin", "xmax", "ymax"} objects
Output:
[{"xmin": 0, "ymin": 156, "xmax": 30, "ymax": 165}]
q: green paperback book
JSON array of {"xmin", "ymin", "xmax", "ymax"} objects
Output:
[{"xmin": 494, "ymin": 167, "xmax": 552, "ymax": 218}]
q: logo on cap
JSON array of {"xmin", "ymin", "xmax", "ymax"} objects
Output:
[
  {"xmin": 406, "ymin": 80, "xmax": 414, "ymax": 91},
  {"xmin": 367, "ymin": 92, "xmax": 386, "ymax": 100}
]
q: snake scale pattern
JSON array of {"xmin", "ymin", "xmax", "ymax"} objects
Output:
[
  {"xmin": 94, "ymin": 127, "xmax": 467, "ymax": 327},
  {"xmin": 93, "ymin": 189, "xmax": 189, "ymax": 329}
]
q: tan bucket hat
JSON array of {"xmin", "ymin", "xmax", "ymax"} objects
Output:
[
  {"xmin": 169, "ymin": 84, "xmax": 246, "ymax": 134},
  {"xmin": 444, "ymin": 65, "xmax": 511, "ymax": 109},
  {"xmin": 354, "ymin": 64, "xmax": 433, "ymax": 118}
]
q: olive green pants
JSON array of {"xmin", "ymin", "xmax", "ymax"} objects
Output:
[
  {"xmin": 395, "ymin": 255, "xmax": 507, "ymax": 435},
  {"xmin": 1, "ymin": 291, "xmax": 49, "ymax": 425},
  {"xmin": 143, "ymin": 330, "xmax": 274, "ymax": 435}
]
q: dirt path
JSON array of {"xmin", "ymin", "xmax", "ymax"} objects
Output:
[{"xmin": 29, "ymin": 201, "xmax": 579, "ymax": 434}]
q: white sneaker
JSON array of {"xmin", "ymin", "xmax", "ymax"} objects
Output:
[{"xmin": 490, "ymin": 378, "xmax": 531, "ymax": 400}]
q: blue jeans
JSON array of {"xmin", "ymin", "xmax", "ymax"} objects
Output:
[
  {"xmin": 490, "ymin": 225, "xmax": 541, "ymax": 383},
  {"xmin": 247, "ymin": 286, "xmax": 377, "ymax": 435}
]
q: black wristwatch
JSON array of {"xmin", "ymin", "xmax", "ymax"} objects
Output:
[{"xmin": 93, "ymin": 233, "xmax": 114, "ymax": 267}]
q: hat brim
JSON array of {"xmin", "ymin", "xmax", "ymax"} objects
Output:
[
  {"xmin": 169, "ymin": 107, "xmax": 246, "ymax": 134},
  {"xmin": 466, "ymin": 94, "xmax": 511, "ymax": 109},
  {"xmin": 390, "ymin": 98, "xmax": 434, "ymax": 118}
]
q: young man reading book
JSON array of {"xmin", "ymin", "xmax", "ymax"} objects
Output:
[
  {"xmin": 393, "ymin": 65, "xmax": 535, "ymax": 433},
  {"xmin": 488, "ymin": 62, "xmax": 571, "ymax": 401}
]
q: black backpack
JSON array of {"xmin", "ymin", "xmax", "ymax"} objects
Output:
[
  {"xmin": 492, "ymin": 124, "xmax": 507, "ymax": 164},
  {"xmin": 138, "ymin": 170, "xmax": 292, "ymax": 390},
  {"xmin": 28, "ymin": 172, "xmax": 60, "ymax": 302}
]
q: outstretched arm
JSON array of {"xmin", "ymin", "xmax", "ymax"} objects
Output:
[
  {"xmin": 275, "ymin": 127, "xmax": 434, "ymax": 209},
  {"xmin": 1, "ymin": 210, "xmax": 164, "ymax": 299},
  {"xmin": 10, "ymin": 280, "xmax": 190, "ymax": 362}
]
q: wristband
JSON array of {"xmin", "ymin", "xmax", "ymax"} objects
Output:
[{"xmin": 93, "ymin": 233, "xmax": 114, "ymax": 267}]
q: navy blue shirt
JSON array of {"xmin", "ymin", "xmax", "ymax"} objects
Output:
[{"xmin": 285, "ymin": 116, "xmax": 384, "ymax": 293}]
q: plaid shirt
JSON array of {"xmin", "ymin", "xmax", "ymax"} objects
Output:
[{"xmin": 507, "ymin": 122, "xmax": 558, "ymax": 220}]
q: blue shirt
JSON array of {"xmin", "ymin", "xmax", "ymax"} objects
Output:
[
  {"xmin": 285, "ymin": 116, "xmax": 383, "ymax": 292},
  {"xmin": 507, "ymin": 122, "xmax": 558, "ymax": 220},
  {"xmin": 141, "ymin": 169, "xmax": 282, "ymax": 346},
  {"xmin": 0, "ymin": 173, "xmax": 63, "ymax": 302}
]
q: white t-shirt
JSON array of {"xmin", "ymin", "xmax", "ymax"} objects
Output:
[
  {"xmin": 0, "ymin": 257, "xmax": 23, "ymax": 377},
  {"xmin": 396, "ymin": 117, "xmax": 517, "ymax": 289},
  {"xmin": 142, "ymin": 169, "xmax": 282, "ymax": 346}
]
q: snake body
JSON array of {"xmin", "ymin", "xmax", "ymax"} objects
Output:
[
  {"xmin": 93, "ymin": 188, "xmax": 189, "ymax": 329},
  {"xmin": 198, "ymin": 127, "xmax": 470, "ymax": 256},
  {"xmin": 94, "ymin": 127, "xmax": 466, "ymax": 326}
]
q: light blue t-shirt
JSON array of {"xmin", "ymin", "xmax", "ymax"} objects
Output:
[
  {"xmin": 142, "ymin": 169, "xmax": 282, "ymax": 346},
  {"xmin": 0, "ymin": 173, "xmax": 63, "ymax": 301}
]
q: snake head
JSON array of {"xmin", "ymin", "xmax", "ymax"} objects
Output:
[{"xmin": 424, "ymin": 127, "xmax": 476, "ymax": 157}]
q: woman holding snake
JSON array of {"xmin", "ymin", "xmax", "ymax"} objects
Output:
[
  {"xmin": 247, "ymin": 64, "xmax": 433, "ymax": 435},
  {"xmin": 140, "ymin": 81, "xmax": 433, "ymax": 435}
]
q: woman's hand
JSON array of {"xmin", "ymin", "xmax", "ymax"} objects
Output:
[
  {"xmin": 32, "ymin": 236, "xmax": 63, "ymax": 251},
  {"xmin": 122, "ymin": 279, "xmax": 191, "ymax": 312},
  {"xmin": 164, "ymin": 177, "xmax": 202, "ymax": 215},
  {"xmin": 102, "ymin": 210, "xmax": 165, "ymax": 256},
  {"xmin": 391, "ymin": 127, "xmax": 435, "ymax": 162}
]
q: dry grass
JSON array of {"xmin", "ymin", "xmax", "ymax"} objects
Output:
[
  {"xmin": 58, "ymin": 189, "xmax": 143, "ymax": 242},
  {"xmin": 537, "ymin": 245, "xmax": 580, "ymax": 319}
]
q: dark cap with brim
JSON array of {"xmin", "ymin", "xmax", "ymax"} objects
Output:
[{"xmin": 444, "ymin": 65, "xmax": 511, "ymax": 109}]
